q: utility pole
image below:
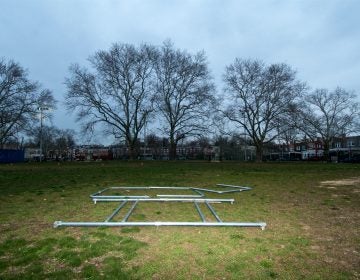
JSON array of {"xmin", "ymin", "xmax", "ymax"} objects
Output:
[
  {"xmin": 38, "ymin": 106, "xmax": 49, "ymax": 162},
  {"xmin": 243, "ymin": 111, "xmax": 247, "ymax": 162},
  {"xmin": 143, "ymin": 122, "xmax": 147, "ymax": 159}
]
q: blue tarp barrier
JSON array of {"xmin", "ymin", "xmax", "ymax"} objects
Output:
[{"xmin": 0, "ymin": 149, "xmax": 25, "ymax": 163}]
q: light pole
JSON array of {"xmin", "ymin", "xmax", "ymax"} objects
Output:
[{"xmin": 38, "ymin": 106, "xmax": 49, "ymax": 162}]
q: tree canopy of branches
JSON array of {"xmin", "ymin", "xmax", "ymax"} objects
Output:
[
  {"xmin": 65, "ymin": 43, "xmax": 157, "ymax": 159},
  {"xmin": 27, "ymin": 125, "xmax": 76, "ymax": 156},
  {"xmin": 154, "ymin": 41, "xmax": 216, "ymax": 160},
  {"xmin": 223, "ymin": 59, "xmax": 305, "ymax": 162},
  {"xmin": 0, "ymin": 58, "xmax": 56, "ymax": 148},
  {"xmin": 295, "ymin": 87, "xmax": 359, "ymax": 161}
]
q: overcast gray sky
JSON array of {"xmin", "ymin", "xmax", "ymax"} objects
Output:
[{"xmin": 1, "ymin": 0, "xmax": 360, "ymax": 143}]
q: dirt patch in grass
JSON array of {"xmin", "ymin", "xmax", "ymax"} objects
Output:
[
  {"xmin": 320, "ymin": 177, "xmax": 360, "ymax": 187},
  {"xmin": 299, "ymin": 176, "xmax": 360, "ymax": 278}
]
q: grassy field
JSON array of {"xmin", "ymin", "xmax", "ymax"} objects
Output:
[{"xmin": 0, "ymin": 161, "xmax": 359, "ymax": 279}]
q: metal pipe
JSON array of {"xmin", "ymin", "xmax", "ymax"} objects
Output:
[
  {"xmin": 194, "ymin": 202, "xmax": 206, "ymax": 222},
  {"xmin": 148, "ymin": 186, "xmax": 190, "ymax": 190},
  {"xmin": 90, "ymin": 187, "xmax": 148, "ymax": 198},
  {"xmin": 216, "ymin": 184, "xmax": 252, "ymax": 190},
  {"xmin": 122, "ymin": 201, "xmax": 138, "ymax": 222},
  {"xmin": 156, "ymin": 188, "xmax": 204, "ymax": 198},
  {"xmin": 216, "ymin": 190, "xmax": 249, "ymax": 194},
  {"xmin": 205, "ymin": 202, "xmax": 222, "ymax": 222},
  {"xmin": 92, "ymin": 195, "xmax": 150, "ymax": 199},
  {"xmin": 192, "ymin": 189, "xmax": 205, "ymax": 196},
  {"xmin": 109, "ymin": 186, "xmax": 152, "ymax": 190},
  {"xmin": 55, "ymin": 184, "xmax": 267, "ymax": 231},
  {"xmin": 191, "ymin": 188, "xmax": 219, "ymax": 193},
  {"xmin": 191, "ymin": 188, "xmax": 234, "ymax": 194},
  {"xmin": 54, "ymin": 221, "xmax": 267, "ymax": 229},
  {"xmin": 90, "ymin": 185, "xmax": 251, "ymax": 198},
  {"xmin": 92, "ymin": 198, "xmax": 234, "ymax": 203},
  {"xmin": 91, "ymin": 185, "xmax": 251, "ymax": 198},
  {"xmin": 156, "ymin": 194, "xmax": 203, "ymax": 198},
  {"xmin": 90, "ymin": 187, "xmax": 110, "ymax": 197},
  {"xmin": 192, "ymin": 188, "xmax": 245, "ymax": 194},
  {"xmin": 104, "ymin": 201, "xmax": 127, "ymax": 222},
  {"xmin": 109, "ymin": 186, "xmax": 190, "ymax": 190}
]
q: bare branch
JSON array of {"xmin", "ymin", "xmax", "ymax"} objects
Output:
[
  {"xmin": 65, "ymin": 43, "xmax": 156, "ymax": 158},
  {"xmin": 296, "ymin": 87, "xmax": 360, "ymax": 161},
  {"xmin": 0, "ymin": 58, "xmax": 56, "ymax": 148},
  {"xmin": 222, "ymin": 58, "xmax": 305, "ymax": 161},
  {"xmin": 154, "ymin": 41, "xmax": 216, "ymax": 159}
]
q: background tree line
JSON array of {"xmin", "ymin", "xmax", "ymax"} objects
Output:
[
  {"xmin": 1, "ymin": 41, "xmax": 359, "ymax": 161},
  {"xmin": 0, "ymin": 58, "xmax": 56, "ymax": 149},
  {"xmin": 65, "ymin": 41, "xmax": 216, "ymax": 160}
]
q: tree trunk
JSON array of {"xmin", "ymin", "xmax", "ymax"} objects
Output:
[
  {"xmin": 323, "ymin": 141, "xmax": 330, "ymax": 162},
  {"xmin": 255, "ymin": 144, "xmax": 263, "ymax": 162},
  {"xmin": 169, "ymin": 141, "xmax": 177, "ymax": 160},
  {"xmin": 127, "ymin": 139, "xmax": 138, "ymax": 160},
  {"xmin": 128, "ymin": 145, "xmax": 135, "ymax": 160}
]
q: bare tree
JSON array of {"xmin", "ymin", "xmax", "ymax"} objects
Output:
[
  {"xmin": 27, "ymin": 125, "xmax": 76, "ymax": 158},
  {"xmin": 276, "ymin": 104, "xmax": 303, "ymax": 146},
  {"xmin": 65, "ymin": 43, "xmax": 157, "ymax": 159},
  {"xmin": 295, "ymin": 87, "xmax": 359, "ymax": 161},
  {"xmin": 0, "ymin": 58, "xmax": 56, "ymax": 148},
  {"xmin": 145, "ymin": 133, "xmax": 164, "ymax": 159},
  {"xmin": 223, "ymin": 59, "xmax": 305, "ymax": 162},
  {"xmin": 154, "ymin": 41, "xmax": 216, "ymax": 160}
]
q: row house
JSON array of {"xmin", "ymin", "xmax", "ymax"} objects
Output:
[
  {"xmin": 330, "ymin": 135, "xmax": 360, "ymax": 162},
  {"xmin": 331, "ymin": 135, "xmax": 360, "ymax": 150},
  {"xmin": 111, "ymin": 144, "xmax": 205, "ymax": 160},
  {"xmin": 73, "ymin": 146, "xmax": 113, "ymax": 161},
  {"xmin": 269, "ymin": 136, "xmax": 360, "ymax": 161},
  {"xmin": 298, "ymin": 140, "xmax": 324, "ymax": 160}
]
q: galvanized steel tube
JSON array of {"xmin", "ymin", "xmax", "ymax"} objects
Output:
[
  {"xmin": 54, "ymin": 221, "xmax": 266, "ymax": 229},
  {"xmin": 104, "ymin": 201, "xmax": 127, "ymax": 222},
  {"xmin": 122, "ymin": 201, "xmax": 138, "ymax": 222},
  {"xmin": 216, "ymin": 184, "xmax": 252, "ymax": 191},
  {"xmin": 92, "ymin": 198, "xmax": 234, "ymax": 203},
  {"xmin": 194, "ymin": 202, "xmax": 206, "ymax": 222},
  {"xmin": 205, "ymin": 201, "xmax": 222, "ymax": 222}
]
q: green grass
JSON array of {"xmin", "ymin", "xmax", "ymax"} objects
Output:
[{"xmin": 0, "ymin": 161, "xmax": 359, "ymax": 279}]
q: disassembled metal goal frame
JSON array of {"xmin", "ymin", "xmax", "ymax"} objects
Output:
[{"xmin": 54, "ymin": 184, "xmax": 266, "ymax": 230}]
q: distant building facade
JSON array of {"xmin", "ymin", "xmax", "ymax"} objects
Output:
[{"xmin": 266, "ymin": 135, "xmax": 360, "ymax": 162}]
